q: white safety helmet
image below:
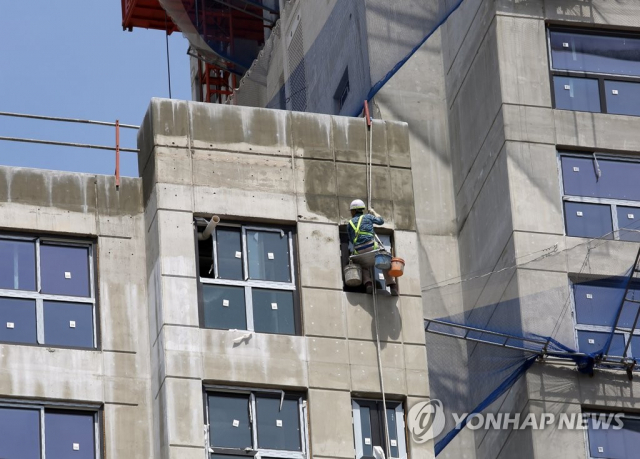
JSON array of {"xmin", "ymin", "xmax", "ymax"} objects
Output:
[{"xmin": 350, "ymin": 199, "xmax": 366, "ymax": 210}]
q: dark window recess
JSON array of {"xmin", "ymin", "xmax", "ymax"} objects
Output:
[
  {"xmin": 0, "ymin": 407, "xmax": 41, "ymax": 459},
  {"xmin": 208, "ymin": 393, "xmax": 252, "ymax": 449},
  {"xmin": 45, "ymin": 410, "xmax": 96, "ymax": 459},
  {"xmin": 0, "ymin": 239, "xmax": 36, "ymax": 291},
  {"xmin": 353, "ymin": 399, "xmax": 404, "ymax": 459},
  {"xmin": 40, "ymin": 244, "xmax": 91, "ymax": 297},
  {"xmin": 549, "ymin": 28, "xmax": 640, "ymax": 116},
  {"xmin": 255, "ymin": 395, "xmax": 302, "ymax": 451},
  {"xmin": 202, "ymin": 284, "xmax": 247, "ymax": 331},
  {"xmin": 196, "ymin": 221, "xmax": 298, "ymax": 336},
  {"xmin": 0, "ymin": 297, "xmax": 37, "ymax": 344},
  {"xmin": 553, "ymin": 76, "xmax": 601, "ymax": 112},
  {"xmin": 252, "ymin": 289, "xmax": 296, "ymax": 335},
  {"xmin": 564, "ymin": 201, "xmax": 613, "ymax": 239},
  {"xmin": 577, "ymin": 330, "xmax": 625, "ymax": 356},
  {"xmin": 334, "ymin": 67, "xmax": 350, "ymax": 113},
  {"xmin": 587, "ymin": 413, "xmax": 640, "ymax": 458}
]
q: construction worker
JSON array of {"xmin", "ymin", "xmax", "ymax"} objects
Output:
[{"xmin": 348, "ymin": 199, "xmax": 398, "ymax": 296}]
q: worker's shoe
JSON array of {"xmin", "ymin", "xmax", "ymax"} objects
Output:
[
  {"xmin": 365, "ymin": 282, "xmax": 373, "ymax": 294},
  {"xmin": 389, "ymin": 284, "xmax": 399, "ymax": 296}
]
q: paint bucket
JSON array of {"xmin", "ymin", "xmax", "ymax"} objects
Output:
[
  {"xmin": 344, "ymin": 263, "xmax": 362, "ymax": 286},
  {"xmin": 374, "ymin": 252, "xmax": 392, "ymax": 270},
  {"xmin": 388, "ymin": 257, "xmax": 405, "ymax": 277}
]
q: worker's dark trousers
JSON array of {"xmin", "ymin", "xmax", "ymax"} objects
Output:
[{"xmin": 353, "ymin": 245, "xmax": 396, "ymax": 286}]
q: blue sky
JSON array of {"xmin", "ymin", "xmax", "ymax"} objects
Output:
[{"xmin": 0, "ymin": 1, "xmax": 191, "ymax": 176}]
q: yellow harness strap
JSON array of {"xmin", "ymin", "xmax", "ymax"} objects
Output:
[{"xmin": 350, "ymin": 215, "xmax": 376, "ymax": 254}]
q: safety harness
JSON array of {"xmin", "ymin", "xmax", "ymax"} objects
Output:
[{"xmin": 349, "ymin": 214, "xmax": 378, "ymax": 254}]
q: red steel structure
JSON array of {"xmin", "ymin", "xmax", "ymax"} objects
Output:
[{"xmin": 121, "ymin": 0, "xmax": 277, "ymax": 104}]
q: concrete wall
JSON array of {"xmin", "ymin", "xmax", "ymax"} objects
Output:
[
  {"xmin": 138, "ymin": 98, "xmax": 432, "ymax": 458},
  {"xmin": 0, "ymin": 167, "xmax": 153, "ymax": 457}
]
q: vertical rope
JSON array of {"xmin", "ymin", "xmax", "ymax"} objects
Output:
[
  {"xmin": 371, "ymin": 267, "xmax": 391, "ymax": 458},
  {"xmin": 368, "ymin": 121, "xmax": 373, "ymax": 210},
  {"xmin": 165, "ymin": 12, "xmax": 173, "ymax": 99}
]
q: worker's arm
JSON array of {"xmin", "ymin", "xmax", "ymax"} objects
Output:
[{"xmin": 369, "ymin": 209, "xmax": 384, "ymax": 225}]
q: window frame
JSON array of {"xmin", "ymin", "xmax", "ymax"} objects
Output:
[
  {"xmin": 570, "ymin": 276, "xmax": 640, "ymax": 360},
  {"xmin": 203, "ymin": 385, "xmax": 308, "ymax": 459},
  {"xmin": 351, "ymin": 398, "xmax": 407, "ymax": 459},
  {"xmin": 0, "ymin": 234, "xmax": 98, "ymax": 349},
  {"xmin": 547, "ymin": 26, "xmax": 640, "ymax": 115},
  {"xmin": 583, "ymin": 409, "xmax": 640, "ymax": 459},
  {"xmin": 196, "ymin": 221, "xmax": 300, "ymax": 335},
  {"xmin": 558, "ymin": 152, "xmax": 640, "ymax": 241},
  {"xmin": 0, "ymin": 398, "xmax": 102, "ymax": 459}
]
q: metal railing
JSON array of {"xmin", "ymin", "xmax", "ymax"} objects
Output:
[{"xmin": 0, "ymin": 111, "xmax": 140, "ymax": 187}]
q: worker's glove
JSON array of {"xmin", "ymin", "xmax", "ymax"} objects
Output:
[{"xmin": 369, "ymin": 208, "xmax": 380, "ymax": 218}]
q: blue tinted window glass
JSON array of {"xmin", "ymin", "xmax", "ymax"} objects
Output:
[
  {"xmin": 202, "ymin": 285, "xmax": 246, "ymax": 330},
  {"xmin": 358, "ymin": 404, "xmax": 373, "ymax": 457},
  {"xmin": 216, "ymin": 227, "xmax": 243, "ymax": 280},
  {"xmin": 386, "ymin": 407, "xmax": 399, "ymax": 458},
  {"xmin": 617, "ymin": 206, "xmax": 640, "ymax": 242},
  {"xmin": 630, "ymin": 336, "xmax": 640, "ymax": 359},
  {"xmin": 574, "ymin": 280, "xmax": 640, "ymax": 328},
  {"xmin": 208, "ymin": 393, "xmax": 252, "ymax": 449},
  {"xmin": 252, "ymin": 289, "xmax": 296, "ymax": 335},
  {"xmin": 605, "ymin": 80, "xmax": 640, "ymax": 116},
  {"xmin": 45, "ymin": 410, "xmax": 95, "ymax": 459},
  {"xmin": 43, "ymin": 301, "xmax": 94, "ymax": 348},
  {"xmin": 256, "ymin": 395, "xmax": 301, "ymax": 451},
  {"xmin": 550, "ymin": 30, "xmax": 640, "ymax": 76},
  {"xmin": 564, "ymin": 202, "xmax": 613, "ymax": 238},
  {"xmin": 553, "ymin": 77, "xmax": 601, "ymax": 112},
  {"xmin": 247, "ymin": 230, "xmax": 291, "ymax": 282},
  {"xmin": 0, "ymin": 407, "xmax": 40, "ymax": 459},
  {"xmin": 0, "ymin": 239, "xmax": 36, "ymax": 291},
  {"xmin": 41, "ymin": 244, "xmax": 90, "ymax": 297},
  {"xmin": 562, "ymin": 156, "xmax": 640, "ymax": 201},
  {"xmin": 0, "ymin": 297, "xmax": 37, "ymax": 344},
  {"xmin": 577, "ymin": 330, "xmax": 625, "ymax": 356},
  {"xmin": 588, "ymin": 414, "xmax": 640, "ymax": 458}
]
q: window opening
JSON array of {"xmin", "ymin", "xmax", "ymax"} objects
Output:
[
  {"xmin": 585, "ymin": 410, "xmax": 640, "ymax": 458},
  {"xmin": 334, "ymin": 67, "xmax": 350, "ymax": 113},
  {"xmin": 352, "ymin": 399, "xmax": 406, "ymax": 459}
]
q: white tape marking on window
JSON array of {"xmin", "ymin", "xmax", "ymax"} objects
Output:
[
  {"xmin": 233, "ymin": 419, "xmax": 240, "ymax": 427},
  {"xmin": 588, "ymin": 339, "xmax": 595, "ymax": 344},
  {"xmin": 563, "ymin": 42, "xmax": 569, "ymax": 48},
  {"xmin": 271, "ymin": 303, "xmax": 278, "ymax": 310},
  {"xmin": 598, "ymin": 447, "xmax": 604, "ymax": 453},
  {"xmin": 573, "ymin": 166, "xmax": 579, "ymax": 172},
  {"xmin": 390, "ymin": 439, "xmax": 397, "ymax": 447},
  {"xmin": 379, "ymin": 272, "xmax": 384, "ymax": 280},
  {"xmin": 6, "ymin": 322, "xmax": 14, "ymax": 329},
  {"xmin": 564, "ymin": 84, "xmax": 571, "ymax": 90},
  {"xmin": 576, "ymin": 211, "xmax": 583, "ymax": 217},
  {"xmin": 629, "ymin": 214, "xmax": 635, "ymax": 220},
  {"xmin": 223, "ymin": 299, "xmax": 230, "ymax": 307},
  {"xmin": 69, "ymin": 321, "xmax": 76, "ymax": 328},
  {"xmin": 73, "ymin": 443, "xmax": 80, "ymax": 451},
  {"xmin": 268, "ymin": 252, "xmax": 275, "ymax": 260},
  {"xmin": 612, "ymin": 89, "xmax": 619, "ymax": 95},
  {"xmin": 276, "ymin": 419, "xmax": 283, "ymax": 427},
  {"xmin": 65, "ymin": 272, "xmax": 71, "ymax": 279},
  {"xmin": 235, "ymin": 251, "xmax": 241, "ymax": 259},
  {"xmin": 364, "ymin": 438, "xmax": 371, "ymax": 445},
  {"xmin": 586, "ymin": 294, "xmax": 593, "ymax": 299}
]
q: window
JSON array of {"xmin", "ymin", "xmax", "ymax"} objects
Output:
[
  {"xmin": 572, "ymin": 277, "xmax": 640, "ymax": 358},
  {"xmin": 585, "ymin": 411, "xmax": 640, "ymax": 459},
  {"xmin": 196, "ymin": 221, "xmax": 299, "ymax": 335},
  {"xmin": 0, "ymin": 403, "xmax": 100, "ymax": 459},
  {"xmin": 559, "ymin": 153, "xmax": 640, "ymax": 241},
  {"xmin": 549, "ymin": 28, "xmax": 640, "ymax": 116},
  {"xmin": 334, "ymin": 67, "xmax": 350, "ymax": 113},
  {"xmin": 0, "ymin": 235, "xmax": 96, "ymax": 348},
  {"xmin": 339, "ymin": 228, "xmax": 393, "ymax": 293},
  {"xmin": 352, "ymin": 399, "xmax": 407, "ymax": 459},
  {"xmin": 205, "ymin": 388, "xmax": 307, "ymax": 458}
]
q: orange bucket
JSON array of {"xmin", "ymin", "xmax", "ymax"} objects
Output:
[{"xmin": 388, "ymin": 257, "xmax": 405, "ymax": 277}]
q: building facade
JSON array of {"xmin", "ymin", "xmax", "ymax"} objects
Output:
[{"xmin": 0, "ymin": 99, "xmax": 431, "ymax": 459}]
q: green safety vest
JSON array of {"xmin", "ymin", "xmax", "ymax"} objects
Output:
[{"xmin": 349, "ymin": 215, "xmax": 378, "ymax": 254}]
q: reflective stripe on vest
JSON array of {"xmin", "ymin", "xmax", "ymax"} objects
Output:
[{"xmin": 349, "ymin": 215, "xmax": 377, "ymax": 254}]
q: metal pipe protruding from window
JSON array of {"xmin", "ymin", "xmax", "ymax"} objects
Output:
[{"xmin": 198, "ymin": 215, "xmax": 221, "ymax": 240}]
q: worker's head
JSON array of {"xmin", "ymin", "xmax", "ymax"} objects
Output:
[{"xmin": 349, "ymin": 199, "xmax": 366, "ymax": 217}]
